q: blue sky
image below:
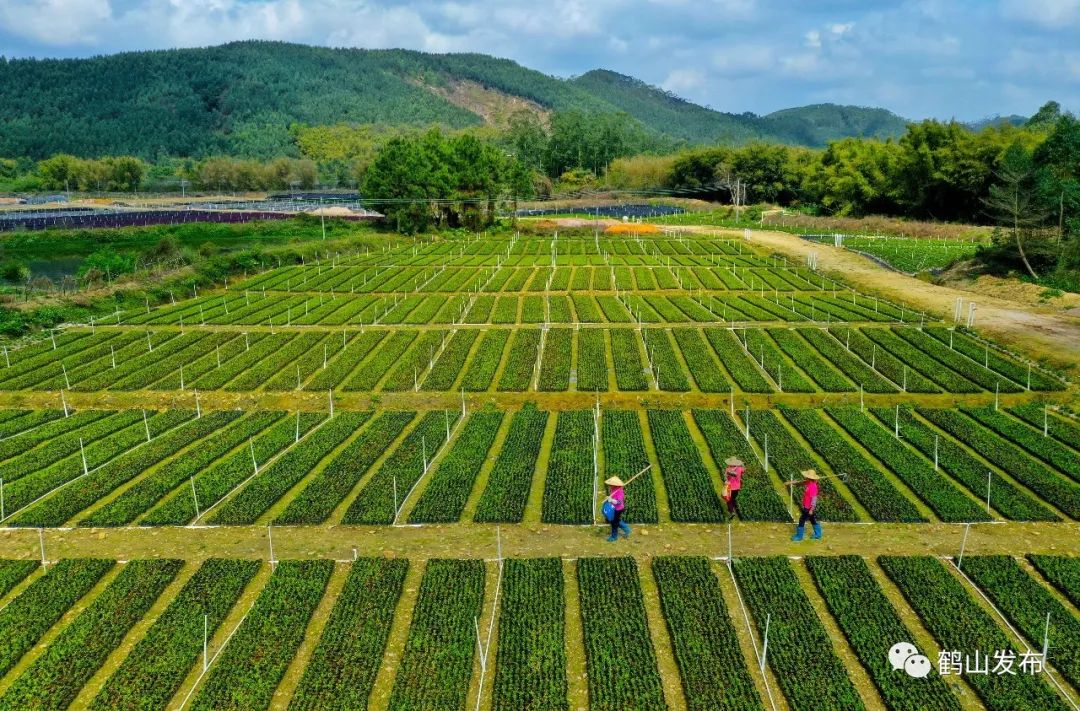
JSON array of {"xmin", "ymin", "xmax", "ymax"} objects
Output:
[{"xmin": 1, "ymin": 0, "xmax": 1077, "ymax": 120}]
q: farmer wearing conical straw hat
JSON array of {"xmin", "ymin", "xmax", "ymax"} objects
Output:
[
  {"xmin": 786, "ymin": 469, "xmax": 822, "ymax": 542},
  {"xmin": 603, "ymin": 475, "xmax": 631, "ymax": 542},
  {"xmin": 722, "ymin": 456, "xmax": 744, "ymax": 520}
]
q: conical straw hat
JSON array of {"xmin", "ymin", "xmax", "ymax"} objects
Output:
[
  {"xmin": 604, "ymin": 476, "xmax": 625, "ymax": 487},
  {"xmin": 801, "ymin": 469, "xmax": 820, "ymax": 480}
]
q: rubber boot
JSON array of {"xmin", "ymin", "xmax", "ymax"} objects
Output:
[
  {"xmin": 791, "ymin": 525, "xmax": 805, "ymax": 542},
  {"xmin": 811, "ymin": 523, "xmax": 822, "ymax": 540},
  {"xmin": 619, "ymin": 521, "xmax": 631, "ymax": 538},
  {"xmin": 607, "ymin": 532, "xmax": 618, "ymax": 542}
]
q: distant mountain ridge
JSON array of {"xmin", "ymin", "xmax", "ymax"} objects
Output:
[{"xmin": 0, "ymin": 40, "xmax": 912, "ymax": 159}]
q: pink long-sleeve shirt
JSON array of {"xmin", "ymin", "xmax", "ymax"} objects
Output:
[
  {"xmin": 802, "ymin": 480, "xmax": 819, "ymax": 511},
  {"xmin": 726, "ymin": 466, "xmax": 744, "ymax": 491},
  {"xmin": 610, "ymin": 487, "xmax": 625, "ymax": 511}
]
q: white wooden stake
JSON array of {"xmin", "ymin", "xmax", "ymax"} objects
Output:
[
  {"xmin": 195, "ymin": 389, "xmax": 201, "ymax": 418},
  {"xmin": 760, "ymin": 612, "xmax": 770, "ymax": 673},
  {"xmin": 250, "ymin": 439, "xmax": 258, "ymax": 474},
  {"xmin": 986, "ymin": 471, "xmax": 992, "ymax": 514},
  {"xmin": 957, "ymin": 522, "xmax": 971, "ymax": 570},
  {"xmin": 329, "ymin": 389, "xmax": 334, "ymax": 418},
  {"xmin": 80, "ymin": 437, "xmax": 88, "ymax": 474},
  {"xmin": 61, "ymin": 390, "xmax": 69, "ymax": 417},
  {"xmin": 267, "ymin": 525, "xmax": 275, "ymax": 567},
  {"xmin": 203, "ymin": 613, "xmax": 208, "ymax": 671},
  {"xmin": 296, "ymin": 411, "xmax": 300, "ymax": 443},
  {"xmin": 1042, "ymin": 612, "xmax": 1051, "ymax": 663},
  {"xmin": 934, "ymin": 435, "xmax": 939, "ymax": 471},
  {"xmin": 39, "ymin": 527, "xmax": 46, "ymax": 569}
]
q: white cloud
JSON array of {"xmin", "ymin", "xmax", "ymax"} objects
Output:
[
  {"xmin": 711, "ymin": 45, "xmax": 774, "ymax": 74},
  {"xmin": 805, "ymin": 29, "xmax": 821, "ymax": 48},
  {"xmin": 1001, "ymin": 0, "xmax": 1080, "ymax": 28},
  {"xmin": 662, "ymin": 68, "xmax": 705, "ymax": 94},
  {"xmin": 0, "ymin": 0, "xmax": 113, "ymax": 45}
]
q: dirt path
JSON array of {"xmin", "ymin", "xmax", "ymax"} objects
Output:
[{"xmin": 3, "ymin": 521, "xmax": 1077, "ymax": 562}]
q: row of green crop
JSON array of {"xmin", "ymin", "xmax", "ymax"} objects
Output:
[
  {"xmin": 964, "ymin": 408, "xmax": 1080, "ymax": 484},
  {"xmin": 0, "ymin": 410, "xmax": 134, "ymax": 483},
  {"xmin": 209, "ymin": 413, "xmax": 369, "ymax": 525},
  {"xmin": 0, "ymin": 558, "xmax": 115, "ymax": 678},
  {"xmin": 538, "ymin": 328, "xmax": 573, "ymax": 391},
  {"xmin": 497, "ymin": 329, "xmax": 541, "ymax": 390},
  {"xmin": 191, "ymin": 560, "xmax": 334, "ymax": 711},
  {"xmin": 461, "ymin": 330, "xmax": 509, "ymax": 391},
  {"xmin": 343, "ymin": 411, "xmax": 457, "ymax": 524},
  {"xmin": 22, "ymin": 324, "xmax": 1036, "ymax": 397},
  {"xmin": 732, "ymin": 556, "xmax": 865, "ymax": 709},
  {"xmin": 493, "ymin": 558, "xmax": 568, "ymax": 710},
  {"xmin": 827, "ymin": 407, "xmax": 988, "ymax": 522},
  {"xmin": 474, "ymin": 406, "xmax": 548, "ymax": 522},
  {"xmin": 578, "ymin": 557, "xmax": 667, "ymax": 709},
  {"xmin": 291, "ymin": 558, "xmax": 408, "ymax": 711},
  {"xmin": 142, "ymin": 413, "xmax": 324, "ymax": 525},
  {"xmin": 90, "ymin": 558, "xmax": 260, "ymax": 711},
  {"xmin": 387, "ymin": 559, "xmax": 485, "ymax": 710},
  {"xmin": 783, "ymin": 408, "xmax": 925, "ymax": 522},
  {"xmin": 1028, "ymin": 555, "xmax": 1080, "ymax": 609},
  {"xmin": 963, "ymin": 556, "xmax": 1080, "ymax": 691},
  {"xmin": 883, "ymin": 408, "xmax": 1057, "ymax": 521},
  {"xmin": 277, "ymin": 411, "xmax": 415, "ymax": 525},
  {"xmin": 81, "ymin": 411, "xmax": 285, "ymax": 526},
  {"xmin": 880, "ymin": 556, "xmax": 1067, "ymax": 711},
  {"xmin": 647, "ymin": 410, "xmax": 727, "ymax": 522},
  {"xmin": 4, "ymin": 406, "xmax": 190, "ymax": 518},
  {"xmin": 122, "ymin": 286, "xmax": 928, "ymax": 333},
  {"xmin": 409, "ymin": 411, "xmax": 503, "ymax": 523},
  {"xmin": 747, "ymin": 409, "xmax": 857, "ymax": 521},
  {"xmin": 653, "ymin": 557, "xmax": 763, "ymax": 711},
  {"xmin": 692, "ymin": 409, "xmax": 789, "ymax": 521},
  {"xmin": 422, "ymin": 330, "xmax": 479, "ymax": 391},
  {"xmin": 0, "ymin": 559, "xmax": 182, "ymax": 711},
  {"xmin": 918, "ymin": 408, "xmax": 1080, "ymax": 520},
  {"xmin": 8, "ymin": 410, "xmax": 203, "ymax": 526},
  {"xmin": 601, "ymin": 410, "xmax": 659, "ymax": 523},
  {"xmin": 541, "ymin": 410, "xmax": 596, "ymax": 524},
  {"xmin": 805, "ymin": 555, "xmax": 961, "ymax": 711}
]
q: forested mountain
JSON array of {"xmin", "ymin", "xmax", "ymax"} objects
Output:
[
  {"xmin": 761, "ymin": 104, "xmax": 910, "ymax": 146},
  {"xmin": 0, "ymin": 41, "xmax": 910, "ymax": 159}
]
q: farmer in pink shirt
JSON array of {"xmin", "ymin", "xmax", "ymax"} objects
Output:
[
  {"xmin": 787, "ymin": 469, "xmax": 822, "ymax": 541},
  {"xmin": 604, "ymin": 476, "xmax": 631, "ymax": 542},
  {"xmin": 723, "ymin": 456, "xmax": 744, "ymax": 519}
]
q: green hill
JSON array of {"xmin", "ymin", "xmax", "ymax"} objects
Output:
[
  {"xmin": 0, "ymin": 41, "xmax": 911, "ymax": 159},
  {"xmin": 762, "ymin": 104, "xmax": 910, "ymax": 145}
]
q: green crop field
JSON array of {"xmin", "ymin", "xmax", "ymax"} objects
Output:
[
  {"xmin": 0, "ymin": 229, "xmax": 1075, "ymax": 710},
  {"xmin": 804, "ymin": 234, "xmax": 986, "ymax": 273}
]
